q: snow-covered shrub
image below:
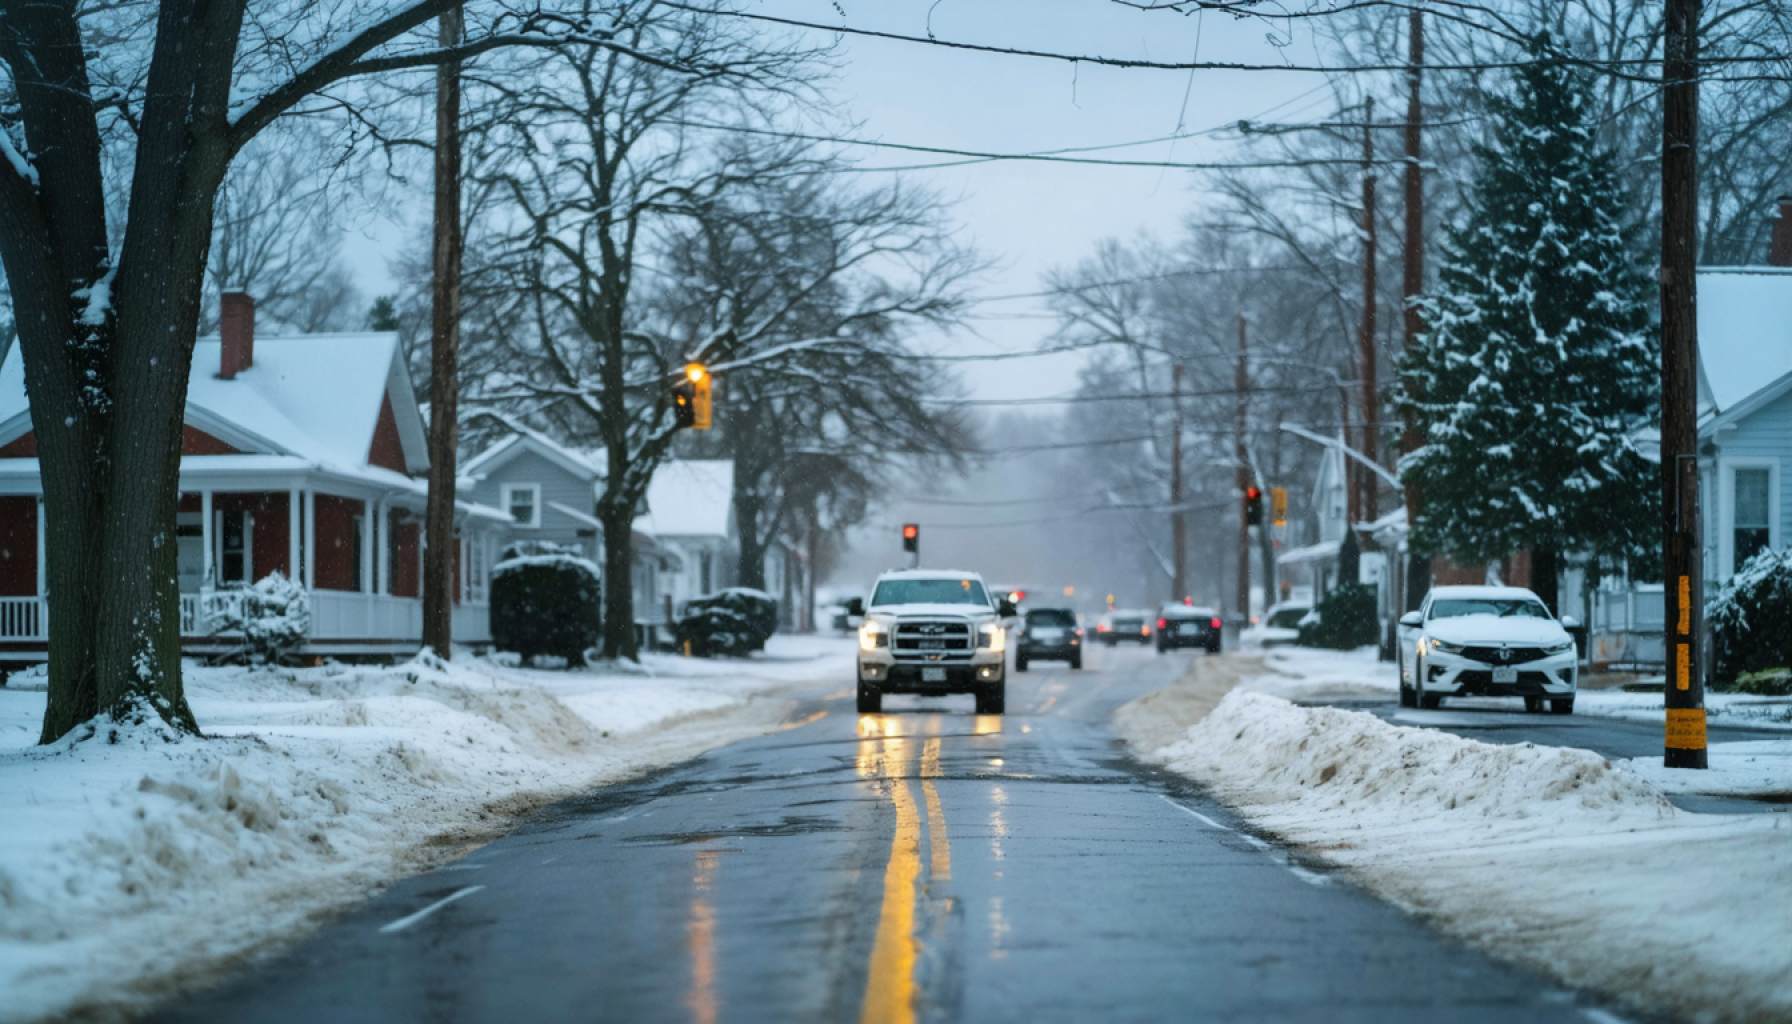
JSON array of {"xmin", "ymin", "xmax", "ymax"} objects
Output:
[
  {"xmin": 1296, "ymin": 583, "xmax": 1379, "ymax": 650},
  {"xmin": 675, "ymin": 588, "xmax": 778, "ymax": 658},
  {"xmin": 1707, "ymin": 547, "xmax": 1792, "ymax": 689},
  {"xmin": 490, "ymin": 543, "xmax": 600, "ymax": 667},
  {"xmin": 216, "ymin": 572, "xmax": 310, "ymax": 665}
]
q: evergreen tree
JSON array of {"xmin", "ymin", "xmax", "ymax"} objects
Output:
[{"xmin": 1394, "ymin": 34, "xmax": 1657, "ymax": 611}]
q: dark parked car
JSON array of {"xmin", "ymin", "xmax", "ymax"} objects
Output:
[
  {"xmin": 1095, "ymin": 609, "xmax": 1153, "ymax": 646},
  {"xmin": 1016, "ymin": 607, "xmax": 1082, "ymax": 671},
  {"xmin": 1156, "ymin": 605, "xmax": 1222, "ymax": 654}
]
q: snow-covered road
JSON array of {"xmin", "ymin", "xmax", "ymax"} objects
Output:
[{"xmin": 0, "ymin": 638, "xmax": 852, "ymax": 1022}]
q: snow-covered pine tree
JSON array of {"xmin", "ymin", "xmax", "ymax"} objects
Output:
[{"xmin": 1394, "ymin": 33, "xmax": 1657, "ymax": 612}]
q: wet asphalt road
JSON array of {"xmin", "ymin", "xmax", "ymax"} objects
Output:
[{"xmin": 154, "ymin": 645, "xmax": 1612, "ymax": 1023}]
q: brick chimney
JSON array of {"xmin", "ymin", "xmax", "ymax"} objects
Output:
[
  {"xmin": 219, "ymin": 291, "xmax": 255, "ymax": 379},
  {"xmin": 1772, "ymin": 196, "xmax": 1792, "ymax": 267}
]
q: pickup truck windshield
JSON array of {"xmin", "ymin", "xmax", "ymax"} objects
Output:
[{"xmin": 871, "ymin": 578, "xmax": 990, "ymax": 607}]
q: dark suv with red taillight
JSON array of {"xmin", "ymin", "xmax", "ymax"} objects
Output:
[{"xmin": 1155, "ymin": 605, "xmax": 1222, "ymax": 654}]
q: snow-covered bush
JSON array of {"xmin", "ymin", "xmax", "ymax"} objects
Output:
[
  {"xmin": 675, "ymin": 588, "xmax": 778, "ymax": 658},
  {"xmin": 216, "ymin": 572, "xmax": 311, "ymax": 665},
  {"xmin": 490, "ymin": 543, "xmax": 600, "ymax": 667},
  {"xmin": 1707, "ymin": 547, "xmax": 1792, "ymax": 689},
  {"xmin": 1296, "ymin": 583, "xmax": 1379, "ymax": 650}
]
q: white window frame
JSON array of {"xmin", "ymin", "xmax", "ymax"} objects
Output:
[
  {"xmin": 1718, "ymin": 456, "xmax": 1780, "ymax": 580},
  {"xmin": 500, "ymin": 483, "xmax": 542, "ymax": 529}
]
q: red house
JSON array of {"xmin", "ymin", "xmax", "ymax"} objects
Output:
[{"xmin": 0, "ymin": 292, "xmax": 511, "ymax": 665}]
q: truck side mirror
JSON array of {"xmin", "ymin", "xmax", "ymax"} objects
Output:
[
  {"xmin": 997, "ymin": 597, "xmax": 1018, "ymax": 618},
  {"xmin": 844, "ymin": 597, "xmax": 864, "ymax": 618}
]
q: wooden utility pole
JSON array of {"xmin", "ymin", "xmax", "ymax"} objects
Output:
[
  {"xmin": 1235, "ymin": 313, "xmax": 1252, "ymax": 623},
  {"xmin": 422, "ymin": 2, "xmax": 464, "ymax": 658},
  {"xmin": 1358, "ymin": 95, "xmax": 1381, "ymax": 526},
  {"xmin": 1661, "ymin": 0, "xmax": 1707, "ymax": 769},
  {"xmin": 1399, "ymin": 8, "xmax": 1429, "ymax": 614},
  {"xmin": 1170, "ymin": 361, "xmax": 1187, "ymax": 601}
]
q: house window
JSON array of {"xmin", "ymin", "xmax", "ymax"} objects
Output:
[
  {"xmin": 218, "ymin": 510, "xmax": 252, "ymax": 584},
  {"xmin": 501, "ymin": 483, "xmax": 541, "ymax": 528},
  {"xmin": 1733, "ymin": 467, "xmax": 1772, "ymax": 571}
]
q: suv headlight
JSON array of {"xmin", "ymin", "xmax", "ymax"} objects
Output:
[
  {"xmin": 859, "ymin": 620, "xmax": 889, "ymax": 651},
  {"xmin": 1428, "ymin": 637, "xmax": 1465, "ymax": 655},
  {"xmin": 1544, "ymin": 640, "xmax": 1575, "ymax": 655},
  {"xmin": 977, "ymin": 622, "xmax": 1005, "ymax": 652}
]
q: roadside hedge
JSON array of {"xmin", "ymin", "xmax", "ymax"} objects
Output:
[
  {"xmin": 1297, "ymin": 582, "xmax": 1380, "ymax": 650},
  {"xmin": 1708, "ymin": 547, "xmax": 1792, "ymax": 690},
  {"xmin": 675, "ymin": 588, "xmax": 778, "ymax": 658},
  {"xmin": 490, "ymin": 543, "xmax": 601, "ymax": 667}
]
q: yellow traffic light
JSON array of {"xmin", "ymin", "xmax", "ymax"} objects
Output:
[
  {"xmin": 685, "ymin": 362, "xmax": 713, "ymax": 430},
  {"xmin": 1270, "ymin": 485, "xmax": 1288, "ymax": 526}
]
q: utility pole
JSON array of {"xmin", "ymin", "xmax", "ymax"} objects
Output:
[
  {"xmin": 1358, "ymin": 94, "xmax": 1381, "ymax": 526},
  {"xmin": 1235, "ymin": 313, "xmax": 1251, "ymax": 625},
  {"xmin": 1399, "ymin": 8, "xmax": 1429, "ymax": 615},
  {"xmin": 422, "ymin": 1, "xmax": 463, "ymax": 658},
  {"xmin": 1661, "ymin": 0, "xmax": 1707, "ymax": 769},
  {"xmin": 1170, "ymin": 361, "xmax": 1187, "ymax": 601}
]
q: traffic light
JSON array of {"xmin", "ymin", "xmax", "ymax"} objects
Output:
[
  {"xmin": 685, "ymin": 362, "xmax": 712, "ymax": 430},
  {"xmin": 669, "ymin": 363, "xmax": 713, "ymax": 430},
  {"xmin": 1270, "ymin": 485, "xmax": 1288, "ymax": 527},
  {"xmin": 901, "ymin": 522, "xmax": 919, "ymax": 554},
  {"xmin": 1245, "ymin": 485, "xmax": 1264, "ymax": 526}
]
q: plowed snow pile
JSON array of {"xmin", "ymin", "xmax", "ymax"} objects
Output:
[
  {"xmin": 1141, "ymin": 688, "xmax": 1792, "ymax": 1023},
  {"xmin": 0, "ymin": 639, "xmax": 849, "ymax": 1022}
]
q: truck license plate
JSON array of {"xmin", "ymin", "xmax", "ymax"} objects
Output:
[
  {"xmin": 922, "ymin": 667, "xmax": 946, "ymax": 683},
  {"xmin": 1492, "ymin": 666, "xmax": 1518, "ymax": 684}
]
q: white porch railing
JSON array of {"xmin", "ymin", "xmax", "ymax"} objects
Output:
[
  {"xmin": 0, "ymin": 596, "xmax": 46, "ymax": 641},
  {"xmin": 0, "ymin": 591, "xmax": 490, "ymax": 647},
  {"xmin": 1589, "ymin": 584, "xmax": 1665, "ymax": 667}
]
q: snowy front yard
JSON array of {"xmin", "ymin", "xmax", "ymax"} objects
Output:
[
  {"xmin": 0, "ymin": 638, "xmax": 851, "ymax": 1022},
  {"xmin": 1122, "ymin": 650, "xmax": 1792, "ymax": 1024}
]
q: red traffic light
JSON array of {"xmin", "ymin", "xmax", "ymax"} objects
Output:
[
  {"xmin": 902, "ymin": 524, "xmax": 918, "ymax": 540},
  {"xmin": 1245, "ymin": 485, "xmax": 1262, "ymax": 500}
]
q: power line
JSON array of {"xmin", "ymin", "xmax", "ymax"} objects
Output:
[
  {"xmin": 659, "ymin": 3, "xmax": 1792, "ymax": 77},
  {"xmin": 669, "ymin": 119, "xmax": 1409, "ymax": 171},
  {"xmin": 928, "ymin": 382, "xmax": 1333, "ymax": 407}
]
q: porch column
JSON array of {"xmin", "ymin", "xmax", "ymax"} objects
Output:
[
  {"xmin": 360, "ymin": 497, "xmax": 375, "ymax": 595},
  {"xmin": 376, "ymin": 498, "xmax": 391, "ymax": 596},
  {"xmin": 199, "ymin": 490, "xmax": 213, "ymax": 588},
  {"xmin": 287, "ymin": 488, "xmax": 300, "ymax": 583},
  {"xmin": 302, "ymin": 489, "xmax": 316, "ymax": 589},
  {"xmin": 35, "ymin": 496, "xmax": 45, "ymax": 597}
]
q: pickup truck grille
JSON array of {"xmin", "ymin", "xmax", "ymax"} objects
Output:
[{"xmin": 892, "ymin": 620, "xmax": 974, "ymax": 662}]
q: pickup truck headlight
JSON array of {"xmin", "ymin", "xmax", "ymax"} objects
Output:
[
  {"xmin": 859, "ymin": 620, "xmax": 889, "ymax": 651},
  {"xmin": 977, "ymin": 623, "xmax": 1005, "ymax": 652},
  {"xmin": 1544, "ymin": 640, "xmax": 1575, "ymax": 655},
  {"xmin": 1427, "ymin": 638, "xmax": 1465, "ymax": 655}
]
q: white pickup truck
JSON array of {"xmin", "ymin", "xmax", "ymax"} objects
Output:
[{"xmin": 852, "ymin": 569, "xmax": 1013, "ymax": 715}]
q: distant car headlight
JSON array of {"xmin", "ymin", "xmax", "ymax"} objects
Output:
[
  {"xmin": 977, "ymin": 623, "xmax": 1006, "ymax": 652},
  {"xmin": 1544, "ymin": 640, "xmax": 1575, "ymax": 655},
  {"xmin": 1428, "ymin": 637, "xmax": 1466, "ymax": 655},
  {"xmin": 859, "ymin": 620, "xmax": 889, "ymax": 651}
]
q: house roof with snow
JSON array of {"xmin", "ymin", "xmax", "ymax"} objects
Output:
[
  {"xmin": 1697, "ymin": 267, "xmax": 1792, "ymax": 429},
  {"xmin": 0, "ymin": 330, "xmax": 430, "ymax": 477},
  {"xmin": 462, "ymin": 426, "xmax": 604, "ymax": 482},
  {"xmin": 637, "ymin": 460, "xmax": 734, "ymax": 540}
]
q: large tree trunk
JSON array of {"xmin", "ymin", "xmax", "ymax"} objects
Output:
[
  {"xmin": 599, "ymin": 502, "xmax": 639, "ymax": 660},
  {"xmin": 421, "ymin": 3, "xmax": 464, "ymax": 658},
  {"xmin": 734, "ymin": 490, "xmax": 767, "ymax": 591}
]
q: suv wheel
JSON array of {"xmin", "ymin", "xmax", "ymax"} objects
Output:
[
  {"xmin": 856, "ymin": 682, "xmax": 881, "ymax": 714},
  {"xmin": 1549, "ymin": 697, "xmax": 1575, "ymax": 715},
  {"xmin": 1070, "ymin": 652, "xmax": 1082, "ymax": 670},
  {"xmin": 976, "ymin": 683, "xmax": 1005, "ymax": 715},
  {"xmin": 1016, "ymin": 654, "xmax": 1029, "ymax": 672}
]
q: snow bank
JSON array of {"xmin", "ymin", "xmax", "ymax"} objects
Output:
[
  {"xmin": 1139, "ymin": 689, "xmax": 1792, "ymax": 1023},
  {"xmin": 0, "ymin": 636, "xmax": 850, "ymax": 1022}
]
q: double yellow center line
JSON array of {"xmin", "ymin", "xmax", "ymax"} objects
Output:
[{"xmin": 857, "ymin": 726, "xmax": 955, "ymax": 1024}]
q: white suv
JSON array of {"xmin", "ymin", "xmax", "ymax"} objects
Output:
[
  {"xmin": 1397, "ymin": 585, "xmax": 1579, "ymax": 714},
  {"xmin": 855, "ymin": 569, "xmax": 1010, "ymax": 714}
]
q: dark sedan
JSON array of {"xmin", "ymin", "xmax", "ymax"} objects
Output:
[{"xmin": 1156, "ymin": 605, "xmax": 1222, "ymax": 654}]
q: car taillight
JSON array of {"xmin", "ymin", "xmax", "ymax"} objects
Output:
[
  {"xmin": 1140, "ymin": 625, "xmax": 1149, "ymax": 636},
  {"xmin": 1209, "ymin": 616, "xmax": 1223, "ymax": 630},
  {"xmin": 1097, "ymin": 624, "xmax": 1109, "ymax": 633},
  {"xmin": 1075, "ymin": 627, "xmax": 1084, "ymax": 637},
  {"xmin": 1156, "ymin": 617, "xmax": 1168, "ymax": 630}
]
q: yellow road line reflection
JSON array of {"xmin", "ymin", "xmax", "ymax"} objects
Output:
[
  {"xmin": 920, "ymin": 737, "xmax": 951, "ymax": 883},
  {"xmin": 685, "ymin": 848, "xmax": 721, "ymax": 1024},
  {"xmin": 860, "ymin": 732, "xmax": 920, "ymax": 1024}
]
